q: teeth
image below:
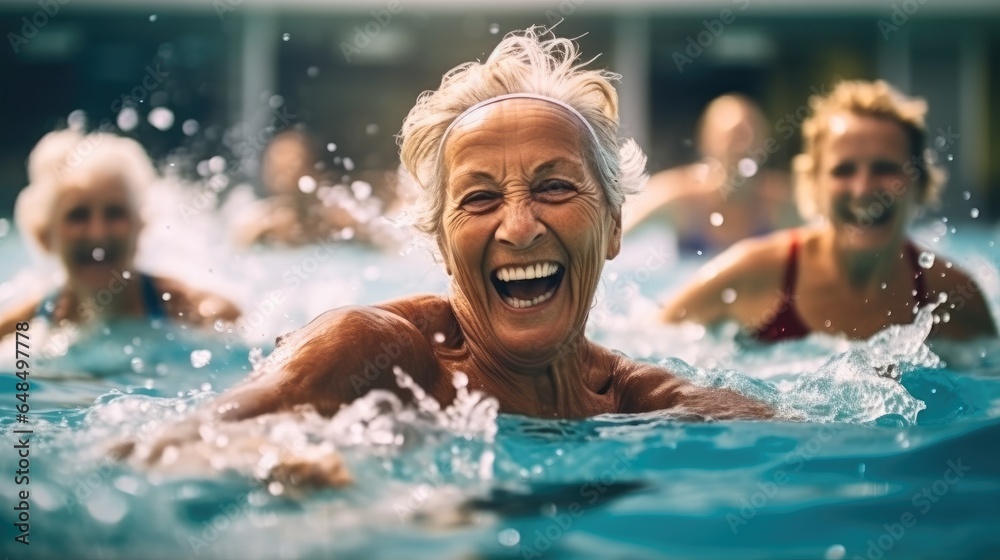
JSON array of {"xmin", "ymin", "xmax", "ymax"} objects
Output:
[
  {"xmin": 495, "ymin": 262, "xmax": 560, "ymax": 282},
  {"xmin": 503, "ymin": 287, "xmax": 557, "ymax": 309}
]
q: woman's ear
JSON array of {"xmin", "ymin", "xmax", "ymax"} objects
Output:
[
  {"xmin": 36, "ymin": 228, "xmax": 52, "ymax": 253},
  {"xmin": 606, "ymin": 211, "xmax": 622, "ymax": 260}
]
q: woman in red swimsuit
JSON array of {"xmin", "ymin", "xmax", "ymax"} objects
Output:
[{"xmin": 662, "ymin": 80, "xmax": 996, "ymax": 342}]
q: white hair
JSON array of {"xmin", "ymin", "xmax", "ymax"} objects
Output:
[
  {"xmin": 397, "ymin": 25, "xmax": 647, "ymax": 238},
  {"xmin": 14, "ymin": 129, "xmax": 156, "ymax": 255}
]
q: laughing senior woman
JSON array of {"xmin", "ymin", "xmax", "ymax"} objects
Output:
[
  {"xmin": 662, "ymin": 80, "xmax": 997, "ymax": 341},
  {"xmin": 191, "ymin": 29, "xmax": 775, "ymax": 427}
]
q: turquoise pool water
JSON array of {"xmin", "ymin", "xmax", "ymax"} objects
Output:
[{"xmin": 1, "ymin": 211, "xmax": 1000, "ymax": 560}]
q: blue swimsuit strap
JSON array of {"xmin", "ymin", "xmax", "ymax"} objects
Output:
[
  {"xmin": 36, "ymin": 273, "xmax": 166, "ymax": 321},
  {"xmin": 140, "ymin": 273, "xmax": 167, "ymax": 320}
]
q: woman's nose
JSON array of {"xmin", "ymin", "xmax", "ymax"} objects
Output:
[
  {"xmin": 495, "ymin": 201, "xmax": 545, "ymax": 250},
  {"xmin": 85, "ymin": 216, "xmax": 110, "ymax": 241},
  {"xmin": 850, "ymin": 166, "xmax": 878, "ymax": 198}
]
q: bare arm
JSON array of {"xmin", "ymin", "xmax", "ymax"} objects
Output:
[
  {"xmin": 211, "ymin": 305, "xmax": 439, "ymax": 421},
  {"xmin": 929, "ymin": 268, "xmax": 998, "ymax": 340},
  {"xmin": 0, "ymin": 300, "xmax": 39, "ymax": 340},
  {"xmin": 156, "ymin": 277, "xmax": 242, "ymax": 326},
  {"xmin": 617, "ymin": 364, "xmax": 775, "ymax": 420}
]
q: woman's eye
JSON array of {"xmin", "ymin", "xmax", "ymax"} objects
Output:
[
  {"xmin": 65, "ymin": 207, "xmax": 89, "ymax": 223},
  {"xmin": 460, "ymin": 192, "xmax": 501, "ymax": 212},
  {"xmin": 535, "ymin": 181, "xmax": 576, "ymax": 200},
  {"xmin": 105, "ymin": 205, "xmax": 129, "ymax": 221},
  {"xmin": 871, "ymin": 161, "xmax": 903, "ymax": 175},
  {"xmin": 830, "ymin": 164, "xmax": 854, "ymax": 178}
]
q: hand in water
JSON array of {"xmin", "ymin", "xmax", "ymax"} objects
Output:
[{"xmin": 109, "ymin": 413, "xmax": 353, "ymax": 488}]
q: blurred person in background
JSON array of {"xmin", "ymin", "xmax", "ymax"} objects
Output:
[
  {"xmin": 0, "ymin": 128, "xmax": 241, "ymax": 339},
  {"xmin": 661, "ymin": 80, "xmax": 996, "ymax": 342},
  {"xmin": 230, "ymin": 128, "xmax": 405, "ymax": 248},
  {"xmin": 623, "ymin": 94, "xmax": 799, "ymax": 255}
]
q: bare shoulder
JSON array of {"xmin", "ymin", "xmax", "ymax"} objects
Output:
[
  {"xmin": 615, "ymin": 359, "xmax": 775, "ymax": 419},
  {"xmin": 919, "ymin": 252, "xmax": 998, "ymax": 339},
  {"xmin": 215, "ymin": 303, "xmax": 442, "ymax": 420},
  {"xmin": 0, "ymin": 298, "xmax": 41, "ymax": 339},
  {"xmin": 151, "ymin": 276, "xmax": 241, "ymax": 325},
  {"xmin": 662, "ymin": 229, "xmax": 797, "ymax": 324}
]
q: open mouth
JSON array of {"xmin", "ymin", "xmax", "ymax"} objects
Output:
[
  {"xmin": 836, "ymin": 203, "xmax": 894, "ymax": 229},
  {"xmin": 71, "ymin": 244, "xmax": 125, "ymax": 266},
  {"xmin": 490, "ymin": 261, "xmax": 565, "ymax": 309}
]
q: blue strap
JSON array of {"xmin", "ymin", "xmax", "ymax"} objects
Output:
[{"xmin": 140, "ymin": 274, "xmax": 166, "ymax": 320}]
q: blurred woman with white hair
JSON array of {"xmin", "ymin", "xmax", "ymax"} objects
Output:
[{"xmin": 0, "ymin": 129, "xmax": 241, "ymax": 339}]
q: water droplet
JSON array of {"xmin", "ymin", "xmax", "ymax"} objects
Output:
[
  {"xmin": 92, "ymin": 248, "xmax": 106, "ymax": 261},
  {"xmin": 190, "ymin": 349, "xmax": 212, "ymax": 369},
  {"xmin": 67, "ymin": 109, "xmax": 87, "ymax": 130},
  {"xmin": 963, "ymin": 191, "xmax": 971, "ymax": 200},
  {"xmin": 307, "ymin": 66, "xmax": 319, "ymax": 77},
  {"xmin": 931, "ymin": 388, "xmax": 937, "ymax": 394},
  {"xmin": 343, "ymin": 157, "xmax": 355, "ymax": 171},
  {"xmin": 208, "ymin": 155, "xmax": 227, "ymax": 174},
  {"xmin": 122, "ymin": 270, "xmax": 132, "ymax": 280},
  {"xmin": 825, "ymin": 544, "xmax": 846, "ymax": 560},
  {"xmin": 87, "ymin": 489, "xmax": 128, "ymax": 524},
  {"xmin": 737, "ymin": 157, "xmax": 758, "ymax": 178},
  {"xmin": 498, "ymin": 528, "xmax": 520, "ymax": 546},
  {"xmin": 918, "ymin": 251, "xmax": 935, "ymax": 269},
  {"xmin": 880, "ymin": 283, "xmax": 887, "ymax": 290},
  {"xmin": 282, "ymin": 33, "xmax": 290, "ymax": 41},
  {"xmin": 130, "ymin": 357, "xmax": 145, "ymax": 373},
  {"xmin": 946, "ymin": 154, "xmax": 954, "ymax": 161},
  {"xmin": 941, "ymin": 312, "xmax": 951, "ymax": 322},
  {"xmin": 721, "ymin": 288, "xmax": 737, "ymax": 304},
  {"xmin": 268, "ymin": 481, "xmax": 285, "ymax": 495},
  {"xmin": 268, "ymin": 94, "xmax": 284, "ymax": 109},
  {"xmin": 433, "ymin": 332, "xmax": 446, "ymax": 343},
  {"xmin": 452, "ymin": 371, "xmax": 468, "ymax": 389},
  {"xmin": 148, "ymin": 107, "xmax": 174, "ymax": 131},
  {"xmin": 970, "ymin": 208, "xmax": 980, "ymax": 219},
  {"xmin": 696, "ymin": 250, "xmax": 703, "ymax": 256},
  {"xmin": 298, "ymin": 175, "xmax": 317, "ymax": 194},
  {"xmin": 824, "ymin": 319, "xmax": 832, "ymax": 328},
  {"xmin": 117, "ymin": 107, "xmax": 139, "ymax": 131},
  {"xmin": 149, "ymin": 14, "xmax": 157, "ymax": 22},
  {"xmin": 489, "ymin": 23, "xmax": 500, "ymax": 34},
  {"xmin": 326, "ymin": 142, "xmax": 337, "ymax": 152},
  {"xmin": 709, "ymin": 212, "xmax": 724, "ymax": 227},
  {"xmin": 161, "ymin": 292, "xmax": 172, "ymax": 301},
  {"xmin": 181, "ymin": 119, "xmax": 199, "ymax": 136}
]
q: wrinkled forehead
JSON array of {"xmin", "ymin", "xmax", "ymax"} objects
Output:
[
  {"xmin": 54, "ymin": 171, "xmax": 134, "ymax": 208},
  {"xmin": 819, "ymin": 112, "xmax": 912, "ymax": 158}
]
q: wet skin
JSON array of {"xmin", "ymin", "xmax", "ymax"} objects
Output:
[
  {"xmin": 0, "ymin": 173, "xmax": 240, "ymax": 337},
  {"xmin": 663, "ymin": 113, "xmax": 997, "ymax": 340},
  {"xmin": 210, "ymin": 100, "xmax": 774, "ymax": 422}
]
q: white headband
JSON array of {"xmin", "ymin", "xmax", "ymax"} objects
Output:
[{"xmin": 436, "ymin": 93, "xmax": 601, "ymax": 163}]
